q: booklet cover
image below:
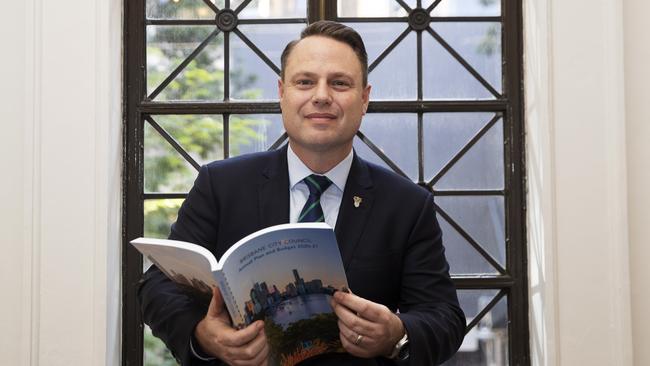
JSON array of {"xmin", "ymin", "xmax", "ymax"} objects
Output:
[{"xmin": 131, "ymin": 223, "xmax": 349, "ymax": 366}]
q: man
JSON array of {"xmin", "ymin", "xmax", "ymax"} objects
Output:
[{"xmin": 139, "ymin": 21, "xmax": 465, "ymax": 366}]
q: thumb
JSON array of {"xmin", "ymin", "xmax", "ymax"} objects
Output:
[{"xmin": 207, "ymin": 286, "xmax": 226, "ymax": 318}]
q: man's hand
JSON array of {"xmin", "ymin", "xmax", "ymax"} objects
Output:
[
  {"xmin": 330, "ymin": 290, "xmax": 405, "ymax": 358},
  {"xmin": 194, "ymin": 287, "xmax": 269, "ymax": 366}
]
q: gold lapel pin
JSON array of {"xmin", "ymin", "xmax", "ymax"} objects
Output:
[{"xmin": 353, "ymin": 196, "xmax": 362, "ymax": 208}]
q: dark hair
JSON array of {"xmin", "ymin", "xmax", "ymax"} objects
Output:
[{"xmin": 280, "ymin": 20, "xmax": 368, "ymax": 86}]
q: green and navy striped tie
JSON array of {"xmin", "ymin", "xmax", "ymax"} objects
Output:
[{"xmin": 298, "ymin": 174, "xmax": 332, "ymax": 223}]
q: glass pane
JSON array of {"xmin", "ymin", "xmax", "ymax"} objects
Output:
[
  {"xmin": 144, "ymin": 324, "xmax": 179, "ymax": 366},
  {"xmin": 422, "ymin": 27, "xmax": 494, "ymax": 99},
  {"xmin": 457, "ymin": 289, "xmax": 499, "ymax": 322},
  {"xmin": 432, "ymin": 22, "xmax": 502, "ymax": 94},
  {"xmin": 229, "ymin": 114, "xmax": 285, "ymax": 156},
  {"xmin": 229, "ymin": 34, "xmax": 277, "ymax": 100},
  {"xmin": 144, "ymin": 199, "xmax": 185, "ymax": 239},
  {"xmin": 436, "ymin": 196, "xmax": 505, "ymax": 267},
  {"xmin": 434, "ymin": 118, "xmax": 504, "ymax": 190},
  {"xmin": 423, "ymin": 112, "xmax": 495, "ymax": 181},
  {"xmin": 147, "ymin": 26, "xmax": 224, "ymax": 101},
  {"xmin": 338, "ymin": 0, "xmax": 408, "ymax": 17},
  {"xmin": 439, "ymin": 214, "xmax": 498, "ymax": 275},
  {"xmin": 143, "ymin": 198, "xmax": 185, "ymax": 271},
  {"xmin": 345, "ymin": 22, "xmax": 409, "ymax": 68},
  {"xmin": 353, "ymin": 114, "xmax": 418, "ymax": 181},
  {"xmin": 368, "ymin": 31, "xmax": 417, "ymax": 100},
  {"xmin": 146, "ymin": 0, "xmax": 221, "ymax": 19},
  {"xmin": 230, "ymin": 24, "xmax": 305, "ymax": 100},
  {"xmin": 155, "ymin": 114, "xmax": 225, "ymax": 164},
  {"xmin": 233, "ymin": 0, "xmax": 307, "ymax": 18},
  {"xmin": 443, "ymin": 294, "xmax": 508, "ymax": 365},
  {"xmin": 237, "ymin": 24, "xmax": 305, "ymax": 70},
  {"xmin": 404, "ymin": 0, "xmax": 435, "ymax": 10},
  {"xmin": 144, "ymin": 121, "xmax": 203, "ymax": 193},
  {"xmin": 431, "ymin": 0, "xmax": 501, "ymax": 17}
]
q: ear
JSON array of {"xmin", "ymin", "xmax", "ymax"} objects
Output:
[
  {"xmin": 361, "ymin": 84, "xmax": 371, "ymax": 115},
  {"xmin": 278, "ymin": 78, "xmax": 284, "ymax": 100}
]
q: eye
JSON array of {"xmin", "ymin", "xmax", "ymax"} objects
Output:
[
  {"xmin": 332, "ymin": 79, "xmax": 352, "ymax": 89},
  {"xmin": 295, "ymin": 79, "xmax": 314, "ymax": 87}
]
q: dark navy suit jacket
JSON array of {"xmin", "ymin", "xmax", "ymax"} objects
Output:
[{"xmin": 138, "ymin": 146, "xmax": 465, "ymax": 365}]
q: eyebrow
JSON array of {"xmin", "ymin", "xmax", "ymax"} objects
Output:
[{"xmin": 291, "ymin": 71, "xmax": 355, "ymax": 81}]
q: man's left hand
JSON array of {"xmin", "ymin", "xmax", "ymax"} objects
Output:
[{"xmin": 330, "ymin": 290, "xmax": 405, "ymax": 358}]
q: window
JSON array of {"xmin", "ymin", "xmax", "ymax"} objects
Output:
[{"xmin": 123, "ymin": 0, "xmax": 527, "ymax": 365}]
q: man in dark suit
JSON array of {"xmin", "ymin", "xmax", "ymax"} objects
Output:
[{"xmin": 138, "ymin": 21, "xmax": 465, "ymax": 366}]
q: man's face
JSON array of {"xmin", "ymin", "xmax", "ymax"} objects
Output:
[{"xmin": 279, "ymin": 36, "xmax": 371, "ymax": 157}]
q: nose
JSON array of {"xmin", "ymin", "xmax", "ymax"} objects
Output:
[{"xmin": 312, "ymin": 80, "xmax": 332, "ymax": 106}]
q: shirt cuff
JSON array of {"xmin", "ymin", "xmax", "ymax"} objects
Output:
[{"xmin": 189, "ymin": 334, "xmax": 217, "ymax": 361}]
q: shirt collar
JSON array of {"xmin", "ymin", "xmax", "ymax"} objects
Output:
[{"xmin": 287, "ymin": 144, "xmax": 353, "ymax": 191}]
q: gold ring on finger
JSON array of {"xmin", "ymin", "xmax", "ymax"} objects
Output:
[{"xmin": 354, "ymin": 333, "xmax": 363, "ymax": 345}]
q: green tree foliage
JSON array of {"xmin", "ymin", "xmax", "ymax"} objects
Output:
[
  {"xmin": 477, "ymin": 24, "xmax": 499, "ymax": 56},
  {"xmin": 477, "ymin": 0, "xmax": 500, "ymax": 56},
  {"xmin": 479, "ymin": 0, "xmax": 497, "ymax": 6},
  {"xmin": 144, "ymin": 325, "xmax": 180, "ymax": 366},
  {"xmin": 144, "ymin": 199, "xmax": 183, "ymax": 239}
]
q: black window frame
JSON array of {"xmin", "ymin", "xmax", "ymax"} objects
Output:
[{"xmin": 122, "ymin": 0, "xmax": 528, "ymax": 364}]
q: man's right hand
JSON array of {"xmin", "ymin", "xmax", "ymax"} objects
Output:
[{"xmin": 194, "ymin": 287, "xmax": 269, "ymax": 366}]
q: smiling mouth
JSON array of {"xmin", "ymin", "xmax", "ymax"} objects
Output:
[{"xmin": 305, "ymin": 113, "xmax": 337, "ymax": 120}]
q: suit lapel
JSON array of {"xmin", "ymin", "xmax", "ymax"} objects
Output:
[
  {"xmin": 258, "ymin": 147, "xmax": 373, "ymax": 270},
  {"xmin": 335, "ymin": 153, "xmax": 374, "ymax": 271},
  {"xmin": 258, "ymin": 146, "xmax": 290, "ymax": 229}
]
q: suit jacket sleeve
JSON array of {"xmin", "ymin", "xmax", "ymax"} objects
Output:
[
  {"xmin": 138, "ymin": 165, "xmax": 223, "ymax": 366},
  {"xmin": 396, "ymin": 193, "xmax": 466, "ymax": 365}
]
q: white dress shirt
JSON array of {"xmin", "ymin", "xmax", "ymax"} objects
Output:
[{"xmin": 287, "ymin": 144, "xmax": 353, "ymax": 229}]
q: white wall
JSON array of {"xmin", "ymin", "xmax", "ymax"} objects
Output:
[
  {"xmin": 1, "ymin": 0, "xmax": 31, "ymax": 363},
  {"xmin": 526, "ymin": 0, "xmax": 648, "ymax": 365},
  {"xmin": 623, "ymin": 1, "xmax": 650, "ymax": 365},
  {"xmin": 1, "ymin": 0, "xmax": 648, "ymax": 365},
  {"xmin": 0, "ymin": 0, "xmax": 122, "ymax": 365},
  {"xmin": 524, "ymin": 0, "xmax": 559, "ymax": 363}
]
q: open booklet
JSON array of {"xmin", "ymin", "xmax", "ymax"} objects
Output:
[{"xmin": 131, "ymin": 222, "xmax": 349, "ymax": 366}]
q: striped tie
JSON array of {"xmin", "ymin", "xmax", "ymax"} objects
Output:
[{"xmin": 298, "ymin": 174, "xmax": 333, "ymax": 223}]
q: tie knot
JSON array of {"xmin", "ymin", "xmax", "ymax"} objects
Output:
[{"xmin": 303, "ymin": 174, "xmax": 332, "ymax": 198}]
